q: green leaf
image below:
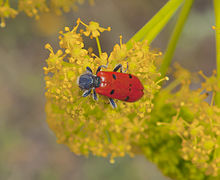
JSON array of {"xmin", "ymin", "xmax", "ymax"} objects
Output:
[{"xmin": 126, "ymin": 0, "xmax": 184, "ymax": 49}]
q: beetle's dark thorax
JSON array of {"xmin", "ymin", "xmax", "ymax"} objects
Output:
[{"xmin": 93, "ymin": 76, "xmax": 101, "ymax": 88}]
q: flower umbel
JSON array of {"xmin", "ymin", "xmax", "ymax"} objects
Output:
[
  {"xmin": 155, "ymin": 66, "xmax": 220, "ymax": 178},
  {"xmin": 0, "ymin": 0, "xmax": 94, "ymax": 27},
  {"xmin": 44, "ymin": 19, "xmax": 163, "ymax": 162}
]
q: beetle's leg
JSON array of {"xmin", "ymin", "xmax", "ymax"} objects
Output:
[
  {"xmin": 93, "ymin": 88, "xmax": 98, "ymax": 101},
  {"xmin": 86, "ymin": 67, "xmax": 93, "ymax": 74},
  {"xmin": 123, "ymin": 62, "xmax": 129, "ymax": 73},
  {"xmin": 82, "ymin": 89, "xmax": 92, "ymax": 97},
  {"xmin": 113, "ymin": 64, "xmax": 122, "ymax": 72},
  {"xmin": 109, "ymin": 98, "xmax": 117, "ymax": 108},
  {"xmin": 96, "ymin": 65, "xmax": 107, "ymax": 74},
  {"xmin": 113, "ymin": 63, "xmax": 128, "ymax": 73},
  {"xmin": 96, "ymin": 60, "xmax": 109, "ymax": 74}
]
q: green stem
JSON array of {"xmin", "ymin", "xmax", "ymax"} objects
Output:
[
  {"xmin": 159, "ymin": 0, "xmax": 194, "ymax": 78},
  {"xmin": 95, "ymin": 37, "xmax": 102, "ymax": 57},
  {"xmin": 213, "ymin": 0, "xmax": 220, "ymax": 107},
  {"xmin": 126, "ymin": 0, "xmax": 184, "ymax": 49}
]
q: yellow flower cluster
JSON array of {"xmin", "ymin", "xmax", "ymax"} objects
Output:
[
  {"xmin": 18, "ymin": 0, "xmax": 49, "ymax": 20},
  {"xmin": 44, "ymin": 19, "xmax": 163, "ymax": 163},
  {"xmin": 0, "ymin": 0, "xmax": 18, "ymax": 27},
  {"xmin": 0, "ymin": 0, "xmax": 93, "ymax": 27},
  {"xmin": 158, "ymin": 65, "xmax": 220, "ymax": 177}
]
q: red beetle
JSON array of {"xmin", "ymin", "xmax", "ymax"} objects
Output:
[{"xmin": 77, "ymin": 63, "xmax": 144, "ymax": 108}]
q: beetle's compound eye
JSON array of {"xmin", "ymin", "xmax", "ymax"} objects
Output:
[{"xmin": 78, "ymin": 74, "xmax": 94, "ymax": 90}]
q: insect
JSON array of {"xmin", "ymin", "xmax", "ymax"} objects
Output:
[{"xmin": 77, "ymin": 62, "xmax": 144, "ymax": 108}]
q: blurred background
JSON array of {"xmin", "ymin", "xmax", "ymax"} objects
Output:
[{"xmin": 0, "ymin": 0, "xmax": 216, "ymax": 179}]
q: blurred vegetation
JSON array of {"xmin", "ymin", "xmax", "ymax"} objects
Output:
[{"xmin": 0, "ymin": 0, "xmax": 94, "ymax": 27}]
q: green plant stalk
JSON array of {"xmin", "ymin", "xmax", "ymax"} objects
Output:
[
  {"xmin": 159, "ymin": 0, "xmax": 194, "ymax": 78},
  {"xmin": 126, "ymin": 0, "xmax": 184, "ymax": 49},
  {"xmin": 95, "ymin": 37, "xmax": 102, "ymax": 57},
  {"xmin": 214, "ymin": 0, "xmax": 220, "ymax": 107}
]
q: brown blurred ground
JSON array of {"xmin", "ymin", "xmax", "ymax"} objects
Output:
[{"xmin": 0, "ymin": 0, "xmax": 215, "ymax": 179}]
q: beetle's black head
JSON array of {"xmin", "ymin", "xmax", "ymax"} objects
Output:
[
  {"xmin": 78, "ymin": 73, "xmax": 94, "ymax": 90},
  {"xmin": 77, "ymin": 73, "xmax": 101, "ymax": 90}
]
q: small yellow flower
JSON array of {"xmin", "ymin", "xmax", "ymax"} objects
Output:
[{"xmin": 79, "ymin": 19, "xmax": 111, "ymax": 38}]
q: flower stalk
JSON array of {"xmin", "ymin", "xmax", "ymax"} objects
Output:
[
  {"xmin": 159, "ymin": 0, "xmax": 194, "ymax": 78},
  {"xmin": 213, "ymin": 0, "xmax": 220, "ymax": 107},
  {"xmin": 126, "ymin": 0, "xmax": 184, "ymax": 49},
  {"xmin": 95, "ymin": 37, "xmax": 102, "ymax": 57}
]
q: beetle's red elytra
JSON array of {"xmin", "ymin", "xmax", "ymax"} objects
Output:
[
  {"xmin": 77, "ymin": 63, "xmax": 144, "ymax": 108},
  {"xmin": 96, "ymin": 71, "xmax": 144, "ymax": 102}
]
